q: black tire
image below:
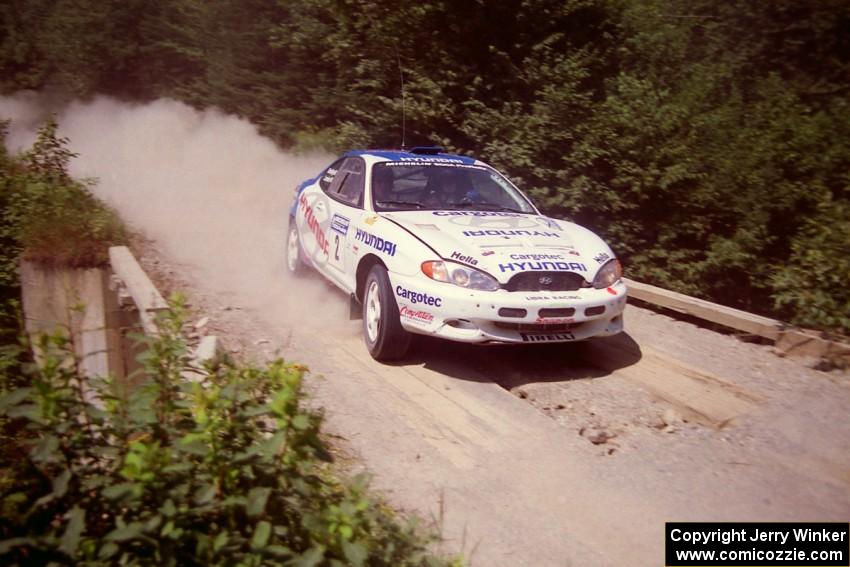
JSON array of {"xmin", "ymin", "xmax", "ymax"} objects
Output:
[
  {"xmin": 362, "ymin": 264, "xmax": 411, "ymax": 361},
  {"xmin": 285, "ymin": 220, "xmax": 306, "ymax": 277}
]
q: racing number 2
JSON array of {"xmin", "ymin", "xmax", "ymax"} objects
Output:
[{"xmin": 327, "ymin": 232, "xmax": 343, "ymax": 270}]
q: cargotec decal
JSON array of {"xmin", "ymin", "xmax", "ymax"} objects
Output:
[{"xmin": 396, "ymin": 286, "xmax": 442, "ymax": 307}]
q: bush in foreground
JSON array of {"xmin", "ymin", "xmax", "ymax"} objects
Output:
[{"xmin": 0, "ymin": 299, "xmax": 459, "ymax": 566}]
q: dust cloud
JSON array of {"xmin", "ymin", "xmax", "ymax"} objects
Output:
[{"xmin": 0, "ymin": 93, "xmax": 347, "ymax": 329}]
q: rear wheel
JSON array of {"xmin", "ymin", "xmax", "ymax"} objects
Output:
[
  {"xmin": 286, "ymin": 221, "xmax": 305, "ymax": 277},
  {"xmin": 363, "ymin": 265, "xmax": 411, "ymax": 361}
]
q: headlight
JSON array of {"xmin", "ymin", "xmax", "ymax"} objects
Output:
[
  {"xmin": 593, "ymin": 259, "xmax": 623, "ymax": 289},
  {"xmin": 421, "ymin": 261, "xmax": 500, "ymax": 291}
]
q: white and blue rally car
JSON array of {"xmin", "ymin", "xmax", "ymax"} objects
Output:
[{"xmin": 287, "ymin": 147, "xmax": 626, "ymax": 361}]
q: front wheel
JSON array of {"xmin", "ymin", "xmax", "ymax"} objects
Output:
[
  {"xmin": 286, "ymin": 221, "xmax": 305, "ymax": 277},
  {"xmin": 363, "ymin": 265, "xmax": 411, "ymax": 361}
]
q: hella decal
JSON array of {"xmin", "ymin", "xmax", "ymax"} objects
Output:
[
  {"xmin": 299, "ymin": 193, "xmax": 329, "ymax": 256},
  {"xmin": 498, "ymin": 261, "xmax": 588, "ymax": 273},
  {"xmin": 594, "ymin": 252, "xmax": 611, "ymax": 264},
  {"xmin": 355, "ymin": 228, "xmax": 396, "ymax": 256},
  {"xmin": 396, "ymin": 286, "xmax": 442, "ymax": 307},
  {"xmin": 450, "ymin": 251, "xmax": 478, "ymax": 266}
]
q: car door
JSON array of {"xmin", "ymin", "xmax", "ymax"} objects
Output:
[{"xmin": 320, "ymin": 156, "xmax": 365, "ymax": 288}]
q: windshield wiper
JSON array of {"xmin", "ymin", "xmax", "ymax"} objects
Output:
[
  {"xmin": 450, "ymin": 202, "xmax": 529, "ymax": 213},
  {"xmin": 375, "ymin": 200, "xmax": 425, "ymax": 209}
]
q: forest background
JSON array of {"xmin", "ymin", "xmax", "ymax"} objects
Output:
[{"xmin": 2, "ymin": 0, "xmax": 848, "ymax": 333}]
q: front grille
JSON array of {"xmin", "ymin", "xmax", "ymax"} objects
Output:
[
  {"xmin": 504, "ymin": 272, "xmax": 586, "ymax": 292},
  {"xmin": 538, "ymin": 307, "xmax": 575, "ymax": 318}
]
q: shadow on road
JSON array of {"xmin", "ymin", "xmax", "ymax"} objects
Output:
[{"xmin": 402, "ymin": 332, "xmax": 643, "ymax": 389}]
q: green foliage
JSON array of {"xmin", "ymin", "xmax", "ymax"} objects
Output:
[
  {"xmin": 772, "ymin": 197, "xmax": 850, "ymax": 334},
  {"xmin": 0, "ymin": 118, "xmax": 127, "ymax": 268},
  {"xmin": 0, "ymin": 121, "xmax": 25, "ymax": 382},
  {"xmin": 0, "ymin": 298, "xmax": 460, "ymax": 566}
]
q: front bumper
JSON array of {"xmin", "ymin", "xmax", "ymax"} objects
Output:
[{"xmin": 390, "ymin": 273, "xmax": 627, "ymax": 344}]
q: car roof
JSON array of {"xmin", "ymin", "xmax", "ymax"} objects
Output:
[{"xmin": 344, "ymin": 148, "xmax": 479, "ymax": 165}]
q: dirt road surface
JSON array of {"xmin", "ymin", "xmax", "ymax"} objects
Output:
[{"xmin": 4, "ymin": 96, "xmax": 850, "ymax": 566}]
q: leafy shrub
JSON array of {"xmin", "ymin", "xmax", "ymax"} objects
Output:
[
  {"xmin": 771, "ymin": 197, "xmax": 850, "ymax": 335},
  {"xmin": 0, "ymin": 298, "xmax": 459, "ymax": 566},
  {"xmin": 0, "ymin": 117, "xmax": 127, "ymax": 269}
]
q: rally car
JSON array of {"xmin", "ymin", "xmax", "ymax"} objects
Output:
[{"xmin": 286, "ymin": 147, "xmax": 626, "ymax": 361}]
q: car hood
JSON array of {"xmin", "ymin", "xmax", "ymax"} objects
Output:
[{"xmin": 381, "ymin": 210, "xmax": 616, "ymax": 283}]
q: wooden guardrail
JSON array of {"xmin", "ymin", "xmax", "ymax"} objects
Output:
[
  {"xmin": 623, "ymin": 278, "xmax": 782, "ymax": 340},
  {"xmin": 109, "ymin": 246, "xmax": 169, "ymax": 335},
  {"xmin": 108, "ymin": 245, "xmax": 222, "ymax": 374},
  {"xmin": 623, "ymin": 278, "xmax": 850, "ymax": 364}
]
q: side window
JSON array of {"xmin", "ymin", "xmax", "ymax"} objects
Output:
[
  {"xmin": 319, "ymin": 159, "xmax": 344, "ymax": 192},
  {"xmin": 326, "ymin": 157, "xmax": 365, "ymax": 208}
]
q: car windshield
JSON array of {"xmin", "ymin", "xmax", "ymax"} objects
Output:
[{"xmin": 371, "ymin": 162, "xmax": 537, "ymax": 213}]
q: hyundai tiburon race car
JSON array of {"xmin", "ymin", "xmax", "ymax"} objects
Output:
[{"xmin": 287, "ymin": 147, "xmax": 626, "ymax": 361}]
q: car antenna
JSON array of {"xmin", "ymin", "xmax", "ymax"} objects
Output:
[{"xmin": 395, "ymin": 46, "xmax": 406, "ymax": 151}]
